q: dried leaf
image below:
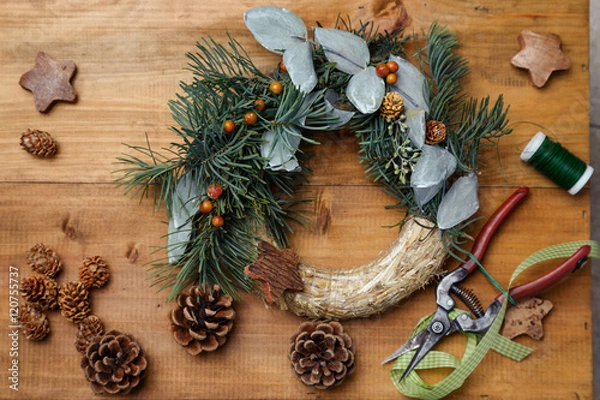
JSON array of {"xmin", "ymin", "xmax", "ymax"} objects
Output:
[
  {"xmin": 283, "ymin": 40, "xmax": 317, "ymax": 93},
  {"xmin": 410, "ymin": 145, "xmax": 457, "ymax": 208},
  {"xmin": 167, "ymin": 174, "xmax": 200, "ymax": 263},
  {"xmin": 244, "ymin": 6, "xmax": 307, "ymax": 54},
  {"xmin": 405, "ymin": 108, "xmax": 426, "ymax": 149},
  {"xmin": 313, "ymin": 28, "xmax": 369, "ymax": 75},
  {"xmin": 436, "ymin": 172, "xmax": 479, "ymax": 230},
  {"xmin": 388, "ymin": 55, "xmax": 429, "ymax": 113},
  {"xmin": 346, "ymin": 66, "xmax": 385, "ymax": 114},
  {"xmin": 323, "ymin": 89, "xmax": 355, "ymax": 128}
]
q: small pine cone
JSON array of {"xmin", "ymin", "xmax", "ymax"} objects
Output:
[
  {"xmin": 20, "ymin": 273, "xmax": 58, "ymax": 311},
  {"xmin": 425, "ymin": 120, "xmax": 447, "ymax": 145},
  {"xmin": 26, "ymin": 243, "xmax": 62, "ymax": 278},
  {"xmin": 18, "ymin": 303, "xmax": 50, "ymax": 340},
  {"xmin": 58, "ymin": 281, "xmax": 91, "ymax": 322},
  {"xmin": 170, "ymin": 285, "xmax": 235, "ymax": 356},
  {"xmin": 379, "ymin": 91, "xmax": 405, "ymax": 121},
  {"xmin": 289, "ymin": 320, "xmax": 355, "ymax": 389},
  {"xmin": 81, "ymin": 330, "xmax": 148, "ymax": 395},
  {"xmin": 20, "ymin": 129, "xmax": 58, "ymax": 157},
  {"xmin": 79, "ymin": 256, "xmax": 110, "ymax": 288},
  {"xmin": 75, "ymin": 315, "xmax": 104, "ymax": 354}
]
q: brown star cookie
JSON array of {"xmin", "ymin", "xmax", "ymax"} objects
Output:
[
  {"xmin": 502, "ymin": 297, "xmax": 553, "ymax": 340},
  {"xmin": 19, "ymin": 52, "xmax": 78, "ymax": 113}
]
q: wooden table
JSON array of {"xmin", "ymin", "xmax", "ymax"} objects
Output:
[{"xmin": 0, "ymin": 1, "xmax": 591, "ymax": 399}]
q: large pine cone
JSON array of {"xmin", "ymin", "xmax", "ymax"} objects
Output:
[
  {"xmin": 20, "ymin": 273, "xmax": 58, "ymax": 311},
  {"xmin": 170, "ymin": 285, "xmax": 235, "ymax": 355},
  {"xmin": 20, "ymin": 129, "xmax": 58, "ymax": 157},
  {"xmin": 18, "ymin": 303, "xmax": 50, "ymax": 340},
  {"xmin": 75, "ymin": 315, "xmax": 104, "ymax": 354},
  {"xmin": 79, "ymin": 255, "xmax": 110, "ymax": 288},
  {"xmin": 58, "ymin": 281, "xmax": 91, "ymax": 322},
  {"xmin": 289, "ymin": 321, "xmax": 355, "ymax": 389},
  {"xmin": 26, "ymin": 243, "xmax": 62, "ymax": 277},
  {"xmin": 81, "ymin": 330, "xmax": 148, "ymax": 395}
]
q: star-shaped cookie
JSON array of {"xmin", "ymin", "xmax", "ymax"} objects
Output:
[
  {"xmin": 19, "ymin": 52, "xmax": 78, "ymax": 113},
  {"xmin": 502, "ymin": 297, "xmax": 553, "ymax": 340},
  {"xmin": 511, "ymin": 30, "xmax": 570, "ymax": 88}
]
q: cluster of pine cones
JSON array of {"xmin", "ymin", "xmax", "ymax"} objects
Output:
[{"xmin": 18, "ymin": 243, "xmax": 147, "ymax": 395}]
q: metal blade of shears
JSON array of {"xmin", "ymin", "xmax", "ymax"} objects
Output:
[
  {"xmin": 397, "ymin": 323, "xmax": 449, "ymax": 382},
  {"xmin": 381, "ymin": 329, "xmax": 428, "ymax": 365}
]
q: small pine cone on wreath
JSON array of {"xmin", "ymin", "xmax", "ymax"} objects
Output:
[
  {"xmin": 379, "ymin": 91, "xmax": 405, "ymax": 121},
  {"xmin": 18, "ymin": 303, "xmax": 50, "ymax": 341},
  {"xmin": 20, "ymin": 129, "xmax": 58, "ymax": 157},
  {"xmin": 289, "ymin": 320, "xmax": 355, "ymax": 389},
  {"xmin": 58, "ymin": 281, "xmax": 91, "ymax": 322},
  {"xmin": 81, "ymin": 330, "xmax": 148, "ymax": 395},
  {"xmin": 79, "ymin": 255, "xmax": 110, "ymax": 288},
  {"xmin": 75, "ymin": 315, "xmax": 104, "ymax": 354},
  {"xmin": 425, "ymin": 120, "xmax": 447, "ymax": 145},
  {"xmin": 26, "ymin": 243, "xmax": 62, "ymax": 277},
  {"xmin": 170, "ymin": 284, "xmax": 235, "ymax": 356},
  {"xmin": 20, "ymin": 273, "xmax": 59, "ymax": 311}
]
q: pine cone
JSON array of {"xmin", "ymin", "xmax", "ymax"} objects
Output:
[
  {"xmin": 26, "ymin": 243, "xmax": 62, "ymax": 278},
  {"xmin": 81, "ymin": 330, "xmax": 148, "ymax": 395},
  {"xmin": 79, "ymin": 255, "xmax": 110, "ymax": 288},
  {"xmin": 75, "ymin": 315, "xmax": 104, "ymax": 354},
  {"xmin": 20, "ymin": 129, "xmax": 58, "ymax": 157},
  {"xmin": 425, "ymin": 120, "xmax": 447, "ymax": 145},
  {"xmin": 379, "ymin": 91, "xmax": 405, "ymax": 121},
  {"xmin": 170, "ymin": 285, "xmax": 235, "ymax": 355},
  {"xmin": 289, "ymin": 320, "xmax": 355, "ymax": 389},
  {"xmin": 20, "ymin": 273, "xmax": 58, "ymax": 311},
  {"xmin": 58, "ymin": 281, "xmax": 91, "ymax": 322},
  {"xmin": 18, "ymin": 303, "xmax": 50, "ymax": 340}
]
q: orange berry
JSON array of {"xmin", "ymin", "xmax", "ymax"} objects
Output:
[
  {"xmin": 254, "ymin": 99, "xmax": 266, "ymax": 111},
  {"xmin": 385, "ymin": 73, "xmax": 398, "ymax": 85},
  {"xmin": 386, "ymin": 60, "xmax": 399, "ymax": 73},
  {"xmin": 207, "ymin": 183, "xmax": 223, "ymax": 200},
  {"xmin": 244, "ymin": 111, "xmax": 258, "ymax": 125},
  {"xmin": 199, "ymin": 199, "xmax": 213, "ymax": 214},
  {"xmin": 279, "ymin": 61, "xmax": 287, "ymax": 72},
  {"xmin": 269, "ymin": 81, "xmax": 283, "ymax": 95},
  {"xmin": 211, "ymin": 215, "xmax": 224, "ymax": 227},
  {"xmin": 223, "ymin": 119, "xmax": 235, "ymax": 133},
  {"xmin": 375, "ymin": 63, "xmax": 390, "ymax": 77}
]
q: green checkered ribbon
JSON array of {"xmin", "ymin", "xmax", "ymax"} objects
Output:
[{"xmin": 391, "ymin": 240, "xmax": 600, "ymax": 399}]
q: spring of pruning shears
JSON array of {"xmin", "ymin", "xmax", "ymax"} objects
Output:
[{"xmin": 381, "ymin": 187, "xmax": 591, "ymax": 383}]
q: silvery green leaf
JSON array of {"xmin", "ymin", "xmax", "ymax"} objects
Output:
[
  {"xmin": 324, "ymin": 89, "xmax": 355, "ymax": 128},
  {"xmin": 405, "ymin": 108, "xmax": 426, "ymax": 149},
  {"xmin": 244, "ymin": 6, "xmax": 307, "ymax": 54},
  {"xmin": 284, "ymin": 41, "xmax": 317, "ymax": 93},
  {"xmin": 261, "ymin": 129, "xmax": 302, "ymax": 172},
  {"xmin": 346, "ymin": 67, "xmax": 386, "ymax": 114},
  {"xmin": 167, "ymin": 174, "xmax": 200, "ymax": 263},
  {"xmin": 313, "ymin": 27, "xmax": 369, "ymax": 75},
  {"xmin": 437, "ymin": 173, "xmax": 480, "ymax": 230},
  {"xmin": 410, "ymin": 145, "xmax": 457, "ymax": 207},
  {"xmin": 388, "ymin": 55, "xmax": 429, "ymax": 113}
]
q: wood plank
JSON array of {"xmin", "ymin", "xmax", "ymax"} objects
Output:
[{"xmin": 0, "ymin": 0, "xmax": 590, "ymax": 398}]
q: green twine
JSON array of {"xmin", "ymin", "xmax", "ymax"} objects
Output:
[
  {"xmin": 521, "ymin": 132, "xmax": 593, "ymax": 195},
  {"xmin": 467, "ymin": 252, "xmax": 516, "ymax": 305},
  {"xmin": 391, "ymin": 240, "xmax": 600, "ymax": 399}
]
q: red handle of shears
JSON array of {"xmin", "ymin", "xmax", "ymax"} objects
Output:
[
  {"xmin": 495, "ymin": 244, "xmax": 590, "ymax": 304},
  {"xmin": 462, "ymin": 187, "xmax": 530, "ymax": 274}
]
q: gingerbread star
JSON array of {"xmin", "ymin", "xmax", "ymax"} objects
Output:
[
  {"xmin": 511, "ymin": 30, "xmax": 570, "ymax": 88},
  {"xmin": 502, "ymin": 297, "xmax": 553, "ymax": 340},
  {"xmin": 244, "ymin": 241, "xmax": 304, "ymax": 303},
  {"xmin": 19, "ymin": 52, "xmax": 78, "ymax": 113}
]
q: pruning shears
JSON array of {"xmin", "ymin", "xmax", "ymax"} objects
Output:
[{"xmin": 381, "ymin": 187, "xmax": 591, "ymax": 382}]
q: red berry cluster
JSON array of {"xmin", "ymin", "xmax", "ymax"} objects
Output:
[
  {"xmin": 375, "ymin": 60, "xmax": 399, "ymax": 85},
  {"xmin": 201, "ymin": 184, "xmax": 225, "ymax": 227}
]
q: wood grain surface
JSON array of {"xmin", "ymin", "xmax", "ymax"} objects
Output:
[{"xmin": 0, "ymin": 0, "xmax": 591, "ymax": 399}]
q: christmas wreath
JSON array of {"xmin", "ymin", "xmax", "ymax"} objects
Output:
[{"xmin": 117, "ymin": 6, "xmax": 510, "ymax": 319}]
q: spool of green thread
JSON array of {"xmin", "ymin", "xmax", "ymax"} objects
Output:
[{"xmin": 520, "ymin": 132, "xmax": 594, "ymax": 195}]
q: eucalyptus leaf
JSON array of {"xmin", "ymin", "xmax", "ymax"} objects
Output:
[
  {"xmin": 405, "ymin": 108, "xmax": 426, "ymax": 149},
  {"xmin": 283, "ymin": 40, "xmax": 317, "ymax": 93},
  {"xmin": 410, "ymin": 145, "xmax": 457, "ymax": 207},
  {"xmin": 388, "ymin": 55, "xmax": 429, "ymax": 113},
  {"xmin": 346, "ymin": 67, "xmax": 386, "ymax": 114},
  {"xmin": 167, "ymin": 218, "xmax": 192, "ymax": 264},
  {"xmin": 437, "ymin": 172, "xmax": 480, "ymax": 230},
  {"xmin": 313, "ymin": 27, "xmax": 369, "ymax": 75},
  {"xmin": 324, "ymin": 89, "xmax": 355, "ymax": 128},
  {"xmin": 244, "ymin": 6, "xmax": 307, "ymax": 54},
  {"xmin": 167, "ymin": 174, "xmax": 200, "ymax": 263},
  {"xmin": 261, "ymin": 129, "xmax": 302, "ymax": 172}
]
